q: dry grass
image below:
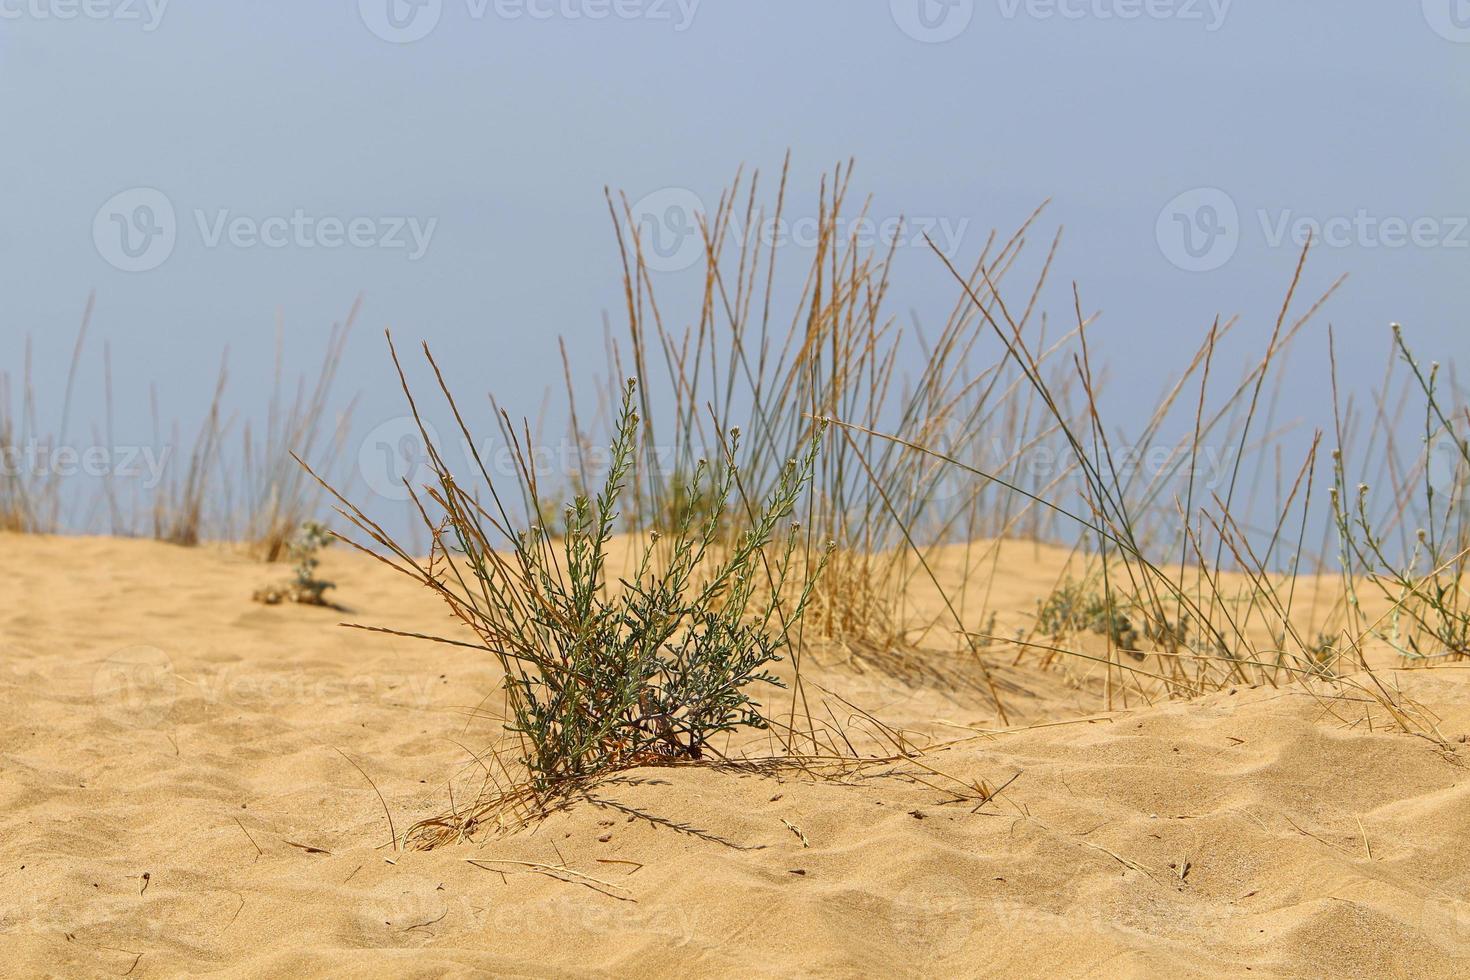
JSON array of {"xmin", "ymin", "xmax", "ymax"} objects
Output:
[
  {"xmin": 5, "ymin": 160, "xmax": 1465, "ymax": 820},
  {"xmin": 3, "ymin": 297, "xmax": 357, "ymax": 555},
  {"xmin": 1, "ymin": 293, "xmax": 94, "ymax": 533},
  {"xmin": 271, "ymin": 160, "xmax": 1461, "ymax": 845},
  {"xmin": 577, "ymin": 162, "xmax": 1460, "ymax": 737},
  {"xmin": 239, "ymin": 300, "xmax": 358, "ymax": 561},
  {"xmin": 150, "ymin": 353, "xmax": 229, "ymax": 546}
]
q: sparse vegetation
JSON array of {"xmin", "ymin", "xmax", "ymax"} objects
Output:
[
  {"xmin": 1331, "ymin": 325, "xmax": 1469, "ymax": 662},
  {"xmin": 7, "ymin": 163, "xmax": 1466, "ymax": 821},
  {"xmin": 1, "ymin": 295, "xmax": 94, "ymax": 534},
  {"xmin": 241, "ymin": 304, "xmax": 358, "ymax": 562},
  {"xmin": 316, "ymin": 366, "xmax": 830, "ymax": 798},
  {"xmin": 3, "ymin": 299, "xmax": 356, "ymax": 556},
  {"xmin": 1035, "ymin": 579, "xmax": 1139, "ymax": 652}
]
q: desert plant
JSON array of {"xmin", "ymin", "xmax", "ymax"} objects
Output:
[
  {"xmin": 650, "ymin": 465, "xmax": 729, "ymax": 537},
  {"xmin": 822, "ymin": 234, "xmax": 1449, "ymax": 734},
  {"xmin": 1331, "ymin": 324, "xmax": 1469, "ymax": 661},
  {"xmin": 252, "ymin": 520, "xmax": 337, "ymax": 606},
  {"xmin": 315, "ymin": 361, "xmax": 830, "ymax": 790},
  {"xmin": 1035, "ymin": 578, "xmax": 1139, "ymax": 651},
  {"xmin": 510, "ymin": 409, "xmax": 823, "ymax": 780},
  {"xmin": 290, "ymin": 521, "xmax": 336, "ymax": 600}
]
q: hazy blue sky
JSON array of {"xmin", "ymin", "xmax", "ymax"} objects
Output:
[{"xmin": 1, "ymin": 1, "xmax": 1466, "ymax": 523}]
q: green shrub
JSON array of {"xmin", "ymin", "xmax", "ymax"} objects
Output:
[
  {"xmin": 332, "ymin": 373, "xmax": 829, "ymax": 790},
  {"xmin": 1035, "ymin": 579, "xmax": 1138, "ymax": 650}
]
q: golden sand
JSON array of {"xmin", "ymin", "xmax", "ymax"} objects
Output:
[{"xmin": 4, "ymin": 532, "xmax": 1469, "ymax": 977}]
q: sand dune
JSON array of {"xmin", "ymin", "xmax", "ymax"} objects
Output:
[{"xmin": 3, "ymin": 533, "xmax": 1470, "ymax": 977}]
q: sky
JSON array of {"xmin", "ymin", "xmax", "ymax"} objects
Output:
[{"xmin": 1, "ymin": 1, "xmax": 1466, "ymax": 531}]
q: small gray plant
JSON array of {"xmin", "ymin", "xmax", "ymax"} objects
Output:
[{"xmin": 253, "ymin": 520, "xmax": 336, "ymax": 606}]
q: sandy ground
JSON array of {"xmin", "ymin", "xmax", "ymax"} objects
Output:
[{"xmin": 4, "ymin": 532, "xmax": 1470, "ymax": 977}]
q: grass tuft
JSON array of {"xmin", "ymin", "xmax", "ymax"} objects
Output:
[{"xmin": 313, "ymin": 347, "xmax": 830, "ymax": 796}]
